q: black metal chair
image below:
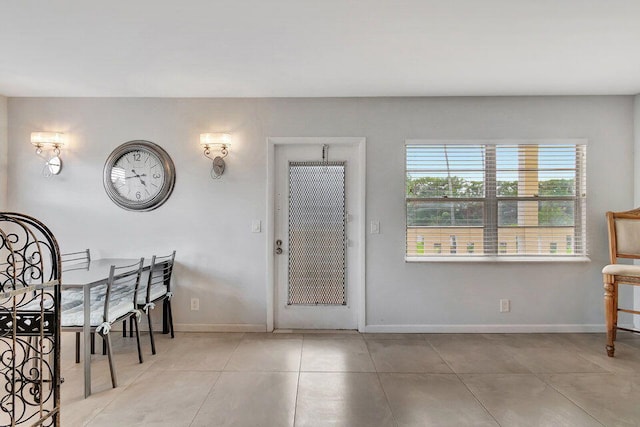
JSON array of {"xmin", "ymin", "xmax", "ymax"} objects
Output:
[
  {"xmin": 132, "ymin": 251, "xmax": 176, "ymax": 354},
  {"xmin": 61, "ymin": 258, "xmax": 145, "ymax": 388},
  {"xmin": 61, "ymin": 249, "xmax": 94, "ymax": 358},
  {"xmin": 61, "ymin": 249, "xmax": 90, "ymax": 270}
]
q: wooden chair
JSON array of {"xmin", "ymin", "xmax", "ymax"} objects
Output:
[
  {"xmin": 602, "ymin": 208, "xmax": 640, "ymax": 356},
  {"xmin": 61, "ymin": 258, "xmax": 145, "ymax": 388},
  {"xmin": 128, "ymin": 251, "xmax": 176, "ymax": 354}
]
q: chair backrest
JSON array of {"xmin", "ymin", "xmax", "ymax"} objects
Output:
[
  {"xmin": 145, "ymin": 251, "xmax": 176, "ymax": 302},
  {"xmin": 104, "ymin": 258, "xmax": 144, "ymax": 323},
  {"xmin": 61, "ymin": 249, "xmax": 91, "ymax": 271},
  {"xmin": 606, "ymin": 208, "xmax": 640, "ymax": 264}
]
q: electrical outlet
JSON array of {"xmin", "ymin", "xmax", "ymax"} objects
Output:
[
  {"xmin": 251, "ymin": 220, "xmax": 261, "ymax": 233},
  {"xmin": 190, "ymin": 298, "xmax": 200, "ymax": 311},
  {"xmin": 500, "ymin": 299, "xmax": 510, "ymax": 313},
  {"xmin": 370, "ymin": 220, "xmax": 380, "ymax": 234}
]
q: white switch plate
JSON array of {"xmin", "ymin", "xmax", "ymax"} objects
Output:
[
  {"xmin": 190, "ymin": 298, "xmax": 200, "ymax": 311},
  {"xmin": 500, "ymin": 299, "xmax": 510, "ymax": 313},
  {"xmin": 370, "ymin": 220, "xmax": 380, "ymax": 234},
  {"xmin": 251, "ymin": 220, "xmax": 261, "ymax": 233}
]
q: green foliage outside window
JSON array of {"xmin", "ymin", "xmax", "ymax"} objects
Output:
[{"xmin": 407, "ymin": 176, "xmax": 575, "ymax": 227}]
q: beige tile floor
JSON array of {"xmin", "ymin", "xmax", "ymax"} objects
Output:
[{"xmin": 60, "ymin": 330, "xmax": 640, "ymax": 426}]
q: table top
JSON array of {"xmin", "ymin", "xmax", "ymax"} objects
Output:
[{"xmin": 62, "ymin": 258, "xmax": 150, "ymax": 287}]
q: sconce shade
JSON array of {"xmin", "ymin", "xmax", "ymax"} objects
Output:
[
  {"xmin": 200, "ymin": 133, "xmax": 231, "ymax": 147},
  {"xmin": 31, "ymin": 132, "xmax": 65, "ymax": 147}
]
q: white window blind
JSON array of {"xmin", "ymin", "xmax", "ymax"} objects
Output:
[{"xmin": 406, "ymin": 141, "xmax": 587, "ymax": 258}]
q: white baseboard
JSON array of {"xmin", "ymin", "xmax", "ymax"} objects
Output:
[
  {"xmin": 110, "ymin": 323, "xmax": 267, "ymax": 333},
  {"xmin": 174, "ymin": 323, "xmax": 267, "ymax": 333},
  {"xmin": 363, "ymin": 324, "xmax": 618, "ymax": 333},
  {"xmin": 113, "ymin": 322, "xmax": 627, "ymax": 335}
]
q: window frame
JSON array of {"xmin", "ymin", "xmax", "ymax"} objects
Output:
[{"xmin": 404, "ymin": 139, "xmax": 589, "ymax": 262}]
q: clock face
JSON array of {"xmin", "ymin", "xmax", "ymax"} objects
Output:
[
  {"xmin": 110, "ymin": 150, "xmax": 165, "ymax": 203},
  {"xmin": 103, "ymin": 141, "xmax": 175, "ymax": 211}
]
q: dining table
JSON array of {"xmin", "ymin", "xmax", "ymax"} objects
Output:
[{"xmin": 62, "ymin": 258, "xmax": 153, "ymax": 398}]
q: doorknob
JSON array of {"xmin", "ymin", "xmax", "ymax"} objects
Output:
[{"xmin": 275, "ymin": 239, "xmax": 283, "ymax": 255}]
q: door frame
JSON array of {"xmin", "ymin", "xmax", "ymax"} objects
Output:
[{"xmin": 266, "ymin": 137, "xmax": 366, "ymax": 332}]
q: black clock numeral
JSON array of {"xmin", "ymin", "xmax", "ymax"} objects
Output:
[
  {"xmin": 153, "ymin": 173, "xmax": 161, "ymax": 179},
  {"xmin": 136, "ymin": 191, "xmax": 141, "ymax": 200},
  {"xmin": 133, "ymin": 153, "xmax": 141, "ymax": 161}
]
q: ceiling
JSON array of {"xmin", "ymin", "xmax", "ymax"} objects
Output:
[{"xmin": 1, "ymin": 0, "xmax": 640, "ymax": 97}]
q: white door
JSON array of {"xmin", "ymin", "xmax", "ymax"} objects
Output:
[{"xmin": 274, "ymin": 143, "xmax": 360, "ymax": 329}]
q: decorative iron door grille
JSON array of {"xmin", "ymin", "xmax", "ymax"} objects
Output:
[
  {"xmin": 0, "ymin": 213, "xmax": 61, "ymax": 427},
  {"xmin": 288, "ymin": 162, "xmax": 347, "ymax": 305}
]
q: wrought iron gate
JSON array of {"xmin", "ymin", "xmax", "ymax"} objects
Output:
[{"xmin": 0, "ymin": 213, "xmax": 61, "ymax": 426}]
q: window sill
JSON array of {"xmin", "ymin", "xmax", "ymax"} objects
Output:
[{"xmin": 405, "ymin": 256, "xmax": 591, "ymax": 263}]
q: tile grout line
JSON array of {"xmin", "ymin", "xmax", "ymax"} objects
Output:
[
  {"xmin": 425, "ymin": 336, "xmax": 503, "ymax": 427},
  {"xmin": 366, "ymin": 338, "xmax": 400, "ymax": 427},
  {"xmin": 291, "ymin": 334, "xmax": 305, "ymax": 427},
  {"xmin": 79, "ymin": 334, "xmax": 158, "ymax": 426},
  {"xmin": 188, "ymin": 333, "xmax": 245, "ymax": 427},
  {"xmin": 219, "ymin": 332, "xmax": 246, "ymax": 371},
  {"xmin": 186, "ymin": 371, "xmax": 224, "ymax": 427},
  {"xmin": 429, "ymin": 334, "xmax": 613, "ymax": 427},
  {"xmin": 495, "ymin": 334, "xmax": 610, "ymax": 376},
  {"xmin": 535, "ymin": 373, "xmax": 607, "ymax": 427}
]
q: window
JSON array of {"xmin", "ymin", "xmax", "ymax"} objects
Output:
[{"xmin": 406, "ymin": 141, "xmax": 587, "ymax": 259}]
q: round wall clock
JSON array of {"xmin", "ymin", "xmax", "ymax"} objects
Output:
[{"xmin": 103, "ymin": 140, "xmax": 176, "ymax": 211}]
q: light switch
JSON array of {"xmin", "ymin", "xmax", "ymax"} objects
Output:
[
  {"xmin": 251, "ymin": 220, "xmax": 262, "ymax": 233},
  {"xmin": 370, "ymin": 220, "xmax": 380, "ymax": 234}
]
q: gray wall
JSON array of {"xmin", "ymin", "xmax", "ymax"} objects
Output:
[
  {"xmin": 6, "ymin": 96, "xmax": 634, "ymax": 332},
  {"xmin": 0, "ymin": 95, "xmax": 7, "ymax": 209}
]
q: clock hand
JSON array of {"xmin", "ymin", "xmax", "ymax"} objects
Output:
[{"xmin": 131, "ymin": 169, "xmax": 148, "ymax": 186}]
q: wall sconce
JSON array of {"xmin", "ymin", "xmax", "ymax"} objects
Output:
[
  {"xmin": 31, "ymin": 132, "xmax": 65, "ymax": 177},
  {"xmin": 200, "ymin": 133, "xmax": 231, "ymax": 179}
]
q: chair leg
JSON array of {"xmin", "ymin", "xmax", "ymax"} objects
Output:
[
  {"xmin": 103, "ymin": 337, "xmax": 107, "ymax": 355},
  {"xmin": 613, "ymin": 282, "xmax": 619, "ymax": 341},
  {"xmin": 122, "ymin": 320, "xmax": 127, "ymax": 337},
  {"xmin": 167, "ymin": 299, "xmax": 175, "ymax": 339},
  {"xmin": 147, "ymin": 310, "xmax": 157, "ymax": 355},
  {"xmin": 133, "ymin": 315, "xmax": 144, "ymax": 364},
  {"xmin": 130, "ymin": 317, "xmax": 134, "ymax": 338},
  {"xmin": 604, "ymin": 276, "xmax": 616, "ymax": 357},
  {"xmin": 75, "ymin": 332, "xmax": 80, "ymax": 364},
  {"xmin": 103, "ymin": 332, "xmax": 117, "ymax": 388},
  {"xmin": 162, "ymin": 299, "xmax": 169, "ymax": 334},
  {"xmin": 90, "ymin": 332, "xmax": 95, "ymax": 354}
]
